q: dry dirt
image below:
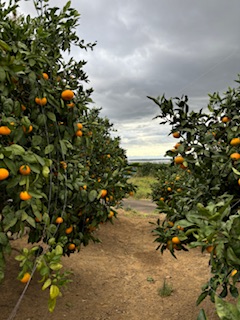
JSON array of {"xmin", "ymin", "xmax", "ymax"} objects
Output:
[{"xmin": 1, "ymin": 208, "xmax": 219, "ymax": 320}]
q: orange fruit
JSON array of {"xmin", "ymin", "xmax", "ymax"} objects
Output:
[
  {"xmin": 35, "ymin": 97, "xmax": 47, "ymax": 106},
  {"xmin": 231, "ymin": 269, "xmax": 238, "ymax": 277},
  {"xmin": 22, "ymin": 125, "xmax": 33, "ymax": 133},
  {"xmin": 238, "ymin": 178, "xmax": 240, "ymax": 186},
  {"xmin": 61, "ymin": 89, "xmax": 74, "ymax": 101},
  {"xmin": 108, "ymin": 211, "xmax": 114, "ymax": 218},
  {"xmin": 19, "ymin": 165, "xmax": 31, "ymax": 175},
  {"xmin": 68, "ymin": 243, "xmax": 76, "ymax": 251},
  {"xmin": 100, "ymin": 189, "xmax": 108, "ymax": 198},
  {"xmin": 177, "ymin": 225, "xmax": 184, "ymax": 231},
  {"xmin": 65, "ymin": 226, "xmax": 73, "ymax": 234},
  {"xmin": 172, "ymin": 132, "xmax": 180, "ymax": 138},
  {"xmin": 230, "ymin": 138, "xmax": 240, "ymax": 146},
  {"xmin": 168, "ymin": 221, "xmax": 174, "ymax": 227},
  {"xmin": 75, "ymin": 130, "xmax": 83, "ymax": 137},
  {"xmin": 172, "ymin": 236, "xmax": 181, "ymax": 244},
  {"xmin": 21, "ymin": 105, "xmax": 26, "ymax": 111},
  {"xmin": 42, "ymin": 73, "xmax": 49, "ymax": 80},
  {"xmin": 0, "ymin": 126, "xmax": 11, "ymax": 135},
  {"xmin": 221, "ymin": 116, "xmax": 230, "ymax": 123},
  {"xmin": 174, "ymin": 143, "xmax": 181, "ymax": 149},
  {"xmin": 55, "ymin": 217, "xmax": 63, "ymax": 224},
  {"xmin": 174, "ymin": 156, "xmax": 184, "ymax": 164},
  {"xmin": 159, "ymin": 197, "xmax": 164, "ymax": 201},
  {"xmin": 129, "ymin": 191, "xmax": 134, "ymax": 196},
  {"xmin": 206, "ymin": 245, "xmax": 214, "ymax": 253},
  {"xmin": 0, "ymin": 168, "xmax": 9, "ymax": 180},
  {"xmin": 60, "ymin": 161, "xmax": 67, "ymax": 170},
  {"xmin": 230, "ymin": 153, "xmax": 240, "ymax": 160},
  {"xmin": 20, "ymin": 272, "xmax": 31, "ymax": 283},
  {"xmin": 167, "ymin": 187, "xmax": 172, "ymax": 192},
  {"xmin": 67, "ymin": 102, "xmax": 75, "ymax": 108},
  {"xmin": 77, "ymin": 123, "xmax": 83, "ymax": 129},
  {"xmin": 20, "ymin": 191, "xmax": 32, "ymax": 201}
]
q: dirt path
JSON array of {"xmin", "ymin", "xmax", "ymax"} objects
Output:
[{"xmin": 1, "ymin": 210, "xmax": 219, "ymax": 320}]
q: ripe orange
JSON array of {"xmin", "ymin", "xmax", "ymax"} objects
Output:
[
  {"xmin": 206, "ymin": 245, "xmax": 214, "ymax": 253},
  {"xmin": 231, "ymin": 269, "xmax": 238, "ymax": 277},
  {"xmin": 174, "ymin": 143, "xmax": 181, "ymax": 149},
  {"xmin": 61, "ymin": 89, "xmax": 74, "ymax": 101},
  {"xmin": 42, "ymin": 73, "xmax": 49, "ymax": 80},
  {"xmin": 172, "ymin": 236, "xmax": 181, "ymax": 244},
  {"xmin": 172, "ymin": 132, "xmax": 180, "ymax": 138},
  {"xmin": 20, "ymin": 191, "xmax": 32, "ymax": 201},
  {"xmin": 174, "ymin": 156, "xmax": 184, "ymax": 164},
  {"xmin": 221, "ymin": 116, "xmax": 230, "ymax": 123},
  {"xmin": 230, "ymin": 138, "xmax": 240, "ymax": 146},
  {"xmin": 168, "ymin": 221, "xmax": 174, "ymax": 227},
  {"xmin": 65, "ymin": 225, "xmax": 73, "ymax": 234},
  {"xmin": 35, "ymin": 97, "xmax": 47, "ymax": 106},
  {"xmin": 75, "ymin": 130, "xmax": 83, "ymax": 137},
  {"xmin": 55, "ymin": 217, "xmax": 63, "ymax": 224},
  {"xmin": 20, "ymin": 272, "xmax": 31, "ymax": 283},
  {"xmin": 22, "ymin": 125, "xmax": 33, "ymax": 133},
  {"xmin": 67, "ymin": 102, "xmax": 75, "ymax": 108},
  {"xmin": 238, "ymin": 178, "xmax": 240, "ymax": 186},
  {"xmin": 77, "ymin": 123, "xmax": 83, "ymax": 129},
  {"xmin": 21, "ymin": 105, "xmax": 26, "ymax": 111},
  {"xmin": 108, "ymin": 211, "xmax": 114, "ymax": 218},
  {"xmin": 0, "ymin": 168, "xmax": 9, "ymax": 180},
  {"xmin": 19, "ymin": 165, "xmax": 31, "ymax": 175},
  {"xmin": 68, "ymin": 243, "xmax": 76, "ymax": 250},
  {"xmin": 100, "ymin": 189, "xmax": 108, "ymax": 198},
  {"xmin": 167, "ymin": 187, "xmax": 172, "ymax": 192},
  {"xmin": 129, "ymin": 191, "xmax": 134, "ymax": 196},
  {"xmin": 0, "ymin": 126, "xmax": 11, "ymax": 135},
  {"xmin": 60, "ymin": 161, "xmax": 67, "ymax": 170},
  {"xmin": 159, "ymin": 197, "xmax": 164, "ymax": 201},
  {"xmin": 230, "ymin": 153, "xmax": 240, "ymax": 160}
]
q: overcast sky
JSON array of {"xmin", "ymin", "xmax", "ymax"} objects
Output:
[{"xmin": 19, "ymin": 0, "xmax": 240, "ymax": 158}]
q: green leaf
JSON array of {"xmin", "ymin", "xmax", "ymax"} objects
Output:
[
  {"xmin": 49, "ymin": 263, "xmax": 62, "ymax": 271},
  {"xmin": 49, "ymin": 284, "xmax": 60, "ymax": 299},
  {"xmin": 26, "ymin": 216, "xmax": 36, "ymax": 228},
  {"xmin": 0, "ymin": 67, "xmax": 6, "ymax": 82},
  {"xmin": 55, "ymin": 245, "xmax": 63, "ymax": 255},
  {"xmin": 0, "ymin": 232, "xmax": 8, "ymax": 245},
  {"xmin": 232, "ymin": 167, "xmax": 240, "ymax": 176},
  {"xmin": 215, "ymin": 295, "xmax": 240, "ymax": 320},
  {"xmin": 48, "ymin": 297, "xmax": 56, "ymax": 313},
  {"xmin": 44, "ymin": 144, "xmax": 54, "ymax": 155},
  {"xmin": 47, "ymin": 112, "xmax": 56, "ymax": 122},
  {"xmin": 197, "ymin": 309, "xmax": 208, "ymax": 320},
  {"xmin": 42, "ymin": 278, "xmax": 52, "ymax": 291},
  {"xmin": 0, "ymin": 39, "xmax": 11, "ymax": 51},
  {"xmin": 88, "ymin": 190, "xmax": 97, "ymax": 202},
  {"xmin": 42, "ymin": 166, "xmax": 50, "ymax": 178}
]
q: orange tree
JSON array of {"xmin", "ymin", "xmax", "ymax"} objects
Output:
[
  {"xmin": 0, "ymin": 0, "xmax": 135, "ymax": 312},
  {"xmin": 148, "ymin": 81, "xmax": 240, "ymax": 311}
]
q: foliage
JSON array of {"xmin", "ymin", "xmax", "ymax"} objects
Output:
[
  {"xmin": 132, "ymin": 162, "xmax": 168, "ymax": 177},
  {"xmin": 148, "ymin": 78, "xmax": 240, "ymax": 313},
  {"xmin": 0, "ymin": 0, "xmax": 135, "ymax": 312}
]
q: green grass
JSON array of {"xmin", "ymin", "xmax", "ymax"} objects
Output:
[{"xmin": 128, "ymin": 176, "xmax": 157, "ymax": 199}]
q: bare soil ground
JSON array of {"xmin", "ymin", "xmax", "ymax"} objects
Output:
[{"xmin": 1, "ymin": 208, "xmax": 219, "ymax": 320}]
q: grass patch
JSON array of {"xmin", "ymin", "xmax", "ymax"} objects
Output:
[
  {"xmin": 158, "ymin": 279, "xmax": 173, "ymax": 297},
  {"xmin": 128, "ymin": 176, "xmax": 157, "ymax": 199}
]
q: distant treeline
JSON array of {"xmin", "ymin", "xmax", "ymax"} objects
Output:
[{"xmin": 130, "ymin": 162, "xmax": 169, "ymax": 177}]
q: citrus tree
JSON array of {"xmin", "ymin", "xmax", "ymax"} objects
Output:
[
  {"xmin": 148, "ymin": 80, "xmax": 240, "ymax": 316},
  {"xmin": 0, "ymin": 0, "xmax": 135, "ymax": 312}
]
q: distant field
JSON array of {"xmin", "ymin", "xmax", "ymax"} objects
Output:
[{"xmin": 128, "ymin": 176, "xmax": 157, "ymax": 199}]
